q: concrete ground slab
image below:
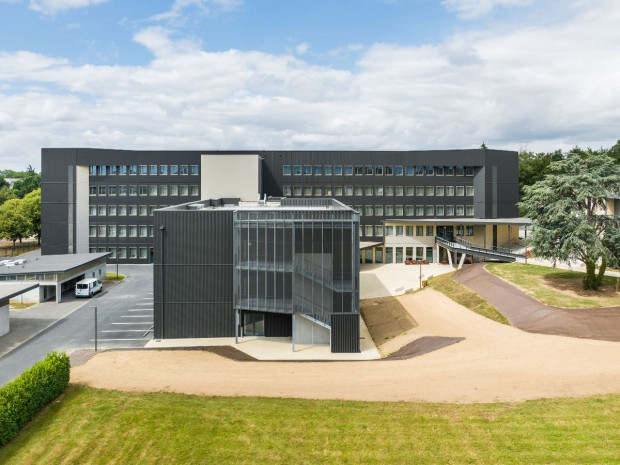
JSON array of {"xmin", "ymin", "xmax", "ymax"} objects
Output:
[{"xmin": 360, "ymin": 263, "xmax": 454, "ymax": 299}]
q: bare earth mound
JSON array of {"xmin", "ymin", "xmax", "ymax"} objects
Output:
[
  {"xmin": 360, "ymin": 296, "xmax": 417, "ymax": 347},
  {"xmin": 71, "ymin": 289, "xmax": 620, "ymax": 403}
]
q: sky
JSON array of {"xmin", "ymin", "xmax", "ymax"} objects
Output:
[{"xmin": 0, "ymin": 0, "xmax": 619, "ymax": 171}]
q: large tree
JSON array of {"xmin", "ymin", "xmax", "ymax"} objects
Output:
[
  {"xmin": 11, "ymin": 165, "xmax": 41, "ymax": 199},
  {"xmin": 520, "ymin": 148, "xmax": 620, "ymax": 290},
  {"xmin": 0, "ymin": 198, "xmax": 30, "ymax": 247},
  {"xmin": 20, "ymin": 188, "xmax": 41, "ymax": 244}
]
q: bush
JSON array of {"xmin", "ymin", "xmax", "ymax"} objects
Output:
[{"xmin": 0, "ymin": 351, "xmax": 70, "ymax": 446}]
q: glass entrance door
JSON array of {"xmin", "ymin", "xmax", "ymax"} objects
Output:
[
  {"xmin": 395, "ymin": 247, "xmax": 404, "ymax": 263},
  {"xmin": 242, "ymin": 312, "xmax": 265, "ymax": 336}
]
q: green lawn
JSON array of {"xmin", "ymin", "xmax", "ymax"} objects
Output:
[
  {"xmin": 104, "ymin": 272, "xmax": 125, "ymax": 281},
  {"xmin": 428, "ymin": 271, "xmax": 510, "ymax": 325},
  {"xmin": 1, "ymin": 385, "xmax": 620, "ymax": 464},
  {"xmin": 486, "ymin": 263, "xmax": 620, "ymax": 308}
]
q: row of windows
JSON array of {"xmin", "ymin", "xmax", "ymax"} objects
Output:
[
  {"xmin": 354, "ymin": 205, "xmax": 474, "ymax": 217},
  {"xmin": 89, "ymin": 165, "xmax": 199, "ymax": 176},
  {"xmin": 89, "ymin": 185, "xmax": 199, "ymax": 196},
  {"xmin": 89, "ymin": 246, "xmax": 149, "ymax": 260},
  {"xmin": 283, "ymin": 185, "xmax": 474, "ymax": 197},
  {"xmin": 360, "ymin": 224, "xmax": 475, "ymax": 237},
  {"xmin": 89, "ymin": 225, "xmax": 153, "ymax": 238},
  {"xmin": 283, "ymin": 165, "xmax": 475, "ymax": 177},
  {"xmin": 89, "ymin": 205, "xmax": 168, "ymax": 216}
]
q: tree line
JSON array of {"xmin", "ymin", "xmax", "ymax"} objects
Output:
[{"xmin": 0, "ymin": 166, "xmax": 41, "ymax": 246}]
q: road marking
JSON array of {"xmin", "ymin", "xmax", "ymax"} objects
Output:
[
  {"xmin": 90, "ymin": 338, "xmax": 146, "ymax": 341},
  {"xmin": 129, "ymin": 308, "xmax": 153, "ymax": 312},
  {"xmin": 111, "ymin": 322, "xmax": 154, "ymax": 325},
  {"xmin": 101, "ymin": 329, "xmax": 153, "ymax": 333},
  {"xmin": 134, "ymin": 303, "xmax": 152, "ymax": 306},
  {"xmin": 121, "ymin": 315, "xmax": 152, "ymax": 318},
  {"xmin": 142, "ymin": 297, "xmax": 153, "ymax": 300}
]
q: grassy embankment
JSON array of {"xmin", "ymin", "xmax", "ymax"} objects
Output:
[
  {"xmin": 105, "ymin": 272, "xmax": 125, "ymax": 281},
  {"xmin": 486, "ymin": 263, "xmax": 620, "ymax": 308},
  {"xmin": 1, "ymin": 385, "xmax": 619, "ymax": 464},
  {"xmin": 427, "ymin": 271, "xmax": 510, "ymax": 325}
]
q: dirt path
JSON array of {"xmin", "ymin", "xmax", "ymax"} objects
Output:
[
  {"xmin": 71, "ymin": 289, "xmax": 620, "ymax": 403},
  {"xmin": 454, "ymin": 263, "xmax": 620, "ymax": 341}
]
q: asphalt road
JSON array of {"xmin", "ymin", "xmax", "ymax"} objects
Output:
[{"xmin": 0, "ymin": 264, "xmax": 153, "ymax": 386}]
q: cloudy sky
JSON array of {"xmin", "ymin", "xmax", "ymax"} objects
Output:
[{"xmin": 0, "ymin": 0, "xmax": 619, "ymax": 170}]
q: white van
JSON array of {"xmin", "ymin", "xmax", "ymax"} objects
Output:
[{"xmin": 75, "ymin": 278, "xmax": 103, "ymax": 297}]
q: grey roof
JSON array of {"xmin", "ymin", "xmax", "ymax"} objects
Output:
[
  {"xmin": 160, "ymin": 197, "xmax": 355, "ymax": 212},
  {"xmin": 383, "ymin": 217, "xmax": 532, "ymax": 226},
  {"xmin": 0, "ymin": 250, "xmax": 110, "ymax": 276},
  {"xmin": 0, "ymin": 283, "xmax": 39, "ymax": 302}
]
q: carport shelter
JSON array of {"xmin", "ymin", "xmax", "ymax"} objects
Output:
[
  {"xmin": 0, "ymin": 283, "xmax": 39, "ymax": 337},
  {"xmin": 0, "ymin": 251, "xmax": 109, "ymax": 304}
]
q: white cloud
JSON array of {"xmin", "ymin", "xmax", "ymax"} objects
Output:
[
  {"xmin": 1, "ymin": 0, "xmax": 619, "ymax": 170},
  {"xmin": 28, "ymin": 0, "xmax": 108, "ymax": 15},
  {"xmin": 442, "ymin": 0, "xmax": 533, "ymax": 19},
  {"xmin": 295, "ymin": 42, "xmax": 309, "ymax": 55},
  {"xmin": 150, "ymin": 0, "xmax": 241, "ymax": 23}
]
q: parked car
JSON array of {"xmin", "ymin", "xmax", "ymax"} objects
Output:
[{"xmin": 75, "ymin": 278, "xmax": 103, "ymax": 297}]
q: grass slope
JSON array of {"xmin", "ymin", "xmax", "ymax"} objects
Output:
[
  {"xmin": 1, "ymin": 385, "xmax": 620, "ymax": 464},
  {"xmin": 428, "ymin": 272, "xmax": 510, "ymax": 325},
  {"xmin": 486, "ymin": 263, "xmax": 620, "ymax": 308}
]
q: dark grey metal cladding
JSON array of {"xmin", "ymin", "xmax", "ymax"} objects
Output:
[
  {"xmin": 154, "ymin": 208, "xmax": 235, "ymax": 339},
  {"xmin": 264, "ymin": 312, "xmax": 292, "ymax": 337},
  {"xmin": 331, "ymin": 314, "xmax": 360, "ymax": 353}
]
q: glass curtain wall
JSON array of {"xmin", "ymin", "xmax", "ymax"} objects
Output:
[{"xmin": 233, "ymin": 210, "xmax": 359, "ymax": 324}]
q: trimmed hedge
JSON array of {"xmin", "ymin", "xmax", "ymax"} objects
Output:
[{"xmin": 0, "ymin": 351, "xmax": 70, "ymax": 446}]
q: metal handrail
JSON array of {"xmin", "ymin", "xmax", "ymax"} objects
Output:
[{"xmin": 435, "ymin": 236, "xmax": 525, "ymax": 259}]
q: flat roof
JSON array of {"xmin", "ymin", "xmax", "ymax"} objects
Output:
[
  {"xmin": 0, "ymin": 283, "xmax": 39, "ymax": 302},
  {"xmin": 360, "ymin": 241, "xmax": 383, "ymax": 249},
  {"xmin": 383, "ymin": 218, "xmax": 532, "ymax": 226},
  {"xmin": 0, "ymin": 250, "xmax": 110, "ymax": 276},
  {"xmin": 160, "ymin": 198, "xmax": 355, "ymax": 213}
]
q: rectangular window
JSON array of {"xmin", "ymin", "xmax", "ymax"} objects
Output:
[
  {"xmin": 89, "ymin": 226, "xmax": 96, "ymax": 237},
  {"xmin": 446, "ymin": 186, "xmax": 455, "ymax": 196},
  {"xmin": 334, "ymin": 186, "xmax": 343, "ymax": 196},
  {"xmin": 375, "ymin": 165, "xmax": 383, "ymax": 176},
  {"xmin": 395, "ymin": 186, "xmax": 404, "ymax": 196},
  {"xmin": 303, "ymin": 186, "xmax": 312, "ymax": 196},
  {"xmin": 436, "ymin": 186, "xmax": 445, "ymax": 196},
  {"xmin": 436, "ymin": 205, "xmax": 444, "ymax": 216},
  {"xmin": 395, "ymin": 166, "xmax": 403, "ymax": 176},
  {"xmin": 303, "ymin": 165, "xmax": 312, "ymax": 175},
  {"xmin": 456, "ymin": 225, "xmax": 464, "ymax": 236},
  {"xmin": 119, "ymin": 166, "xmax": 127, "ymax": 175},
  {"xmin": 109, "ymin": 165, "xmax": 117, "ymax": 175},
  {"xmin": 385, "ymin": 205, "xmax": 394, "ymax": 216},
  {"xmin": 98, "ymin": 185, "xmax": 106, "ymax": 196},
  {"xmin": 108, "ymin": 185, "xmax": 117, "ymax": 196},
  {"xmin": 89, "ymin": 166, "xmax": 96, "ymax": 176},
  {"xmin": 446, "ymin": 166, "xmax": 455, "ymax": 176},
  {"xmin": 89, "ymin": 186, "xmax": 97, "ymax": 196},
  {"xmin": 385, "ymin": 186, "xmax": 394, "ymax": 196},
  {"xmin": 436, "ymin": 166, "xmax": 444, "ymax": 176},
  {"xmin": 118, "ymin": 185, "xmax": 127, "ymax": 196},
  {"xmin": 324, "ymin": 165, "xmax": 333, "ymax": 176},
  {"xmin": 405, "ymin": 165, "xmax": 414, "ymax": 176},
  {"xmin": 149, "ymin": 165, "xmax": 158, "ymax": 175},
  {"xmin": 456, "ymin": 186, "xmax": 465, "ymax": 196},
  {"xmin": 456, "ymin": 166, "xmax": 465, "ymax": 176},
  {"xmin": 364, "ymin": 186, "xmax": 373, "ymax": 196},
  {"xmin": 118, "ymin": 247, "xmax": 127, "ymax": 259},
  {"xmin": 190, "ymin": 185, "xmax": 199, "ymax": 196},
  {"xmin": 282, "ymin": 185, "xmax": 292, "ymax": 196},
  {"xmin": 395, "ymin": 205, "xmax": 403, "ymax": 216},
  {"xmin": 415, "ymin": 186, "xmax": 424, "ymax": 196},
  {"xmin": 354, "ymin": 186, "xmax": 363, "ymax": 196},
  {"xmin": 139, "ymin": 205, "xmax": 148, "ymax": 216},
  {"xmin": 139, "ymin": 225, "xmax": 148, "ymax": 237},
  {"xmin": 108, "ymin": 248, "xmax": 117, "ymax": 259},
  {"xmin": 426, "ymin": 166, "xmax": 434, "ymax": 176},
  {"xmin": 89, "ymin": 206, "xmax": 96, "ymax": 216},
  {"xmin": 180, "ymin": 165, "xmax": 189, "ymax": 175},
  {"xmin": 344, "ymin": 165, "xmax": 353, "ymax": 176},
  {"xmin": 314, "ymin": 186, "xmax": 323, "ymax": 196},
  {"xmin": 97, "ymin": 205, "xmax": 106, "ymax": 216},
  {"xmin": 314, "ymin": 165, "xmax": 322, "ymax": 176},
  {"xmin": 97, "ymin": 165, "xmax": 107, "ymax": 176},
  {"xmin": 416, "ymin": 226, "xmax": 424, "ymax": 236},
  {"xmin": 129, "ymin": 247, "xmax": 138, "ymax": 259},
  {"xmin": 293, "ymin": 165, "xmax": 302, "ymax": 175},
  {"xmin": 334, "ymin": 165, "xmax": 343, "ymax": 175},
  {"xmin": 466, "ymin": 186, "xmax": 474, "ymax": 196},
  {"xmin": 97, "ymin": 225, "xmax": 106, "ymax": 237},
  {"xmin": 160, "ymin": 165, "xmax": 168, "ymax": 175},
  {"xmin": 456, "ymin": 205, "xmax": 465, "ymax": 216},
  {"xmin": 465, "ymin": 166, "xmax": 474, "ymax": 176},
  {"xmin": 386, "ymin": 226, "xmax": 393, "ymax": 236},
  {"xmin": 415, "ymin": 166, "xmax": 424, "ymax": 176},
  {"xmin": 406, "ymin": 226, "xmax": 414, "ymax": 236},
  {"xmin": 365, "ymin": 165, "xmax": 373, "ymax": 175},
  {"xmin": 355, "ymin": 205, "xmax": 363, "ymax": 216},
  {"xmin": 344, "ymin": 185, "xmax": 353, "ymax": 196},
  {"xmin": 425, "ymin": 186, "xmax": 435, "ymax": 196},
  {"xmin": 139, "ymin": 247, "xmax": 148, "ymax": 259},
  {"xmin": 149, "ymin": 185, "xmax": 157, "ymax": 196},
  {"xmin": 108, "ymin": 205, "xmax": 117, "ymax": 216},
  {"xmin": 466, "ymin": 205, "xmax": 474, "ymax": 216},
  {"xmin": 169, "ymin": 185, "xmax": 178, "ymax": 196},
  {"xmin": 405, "ymin": 205, "xmax": 414, "ymax": 216},
  {"xmin": 129, "ymin": 165, "xmax": 138, "ymax": 175},
  {"xmin": 118, "ymin": 205, "xmax": 127, "ymax": 216},
  {"xmin": 139, "ymin": 165, "xmax": 147, "ymax": 175},
  {"xmin": 364, "ymin": 205, "xmax": 373, "ymax": 216},
  {"xmin": 149, "ymin": 225, "xmax": 154, "ymax": 237},
  {"xmin": 190, "ymin": 165, "xmax": 199, "ymax": 175},
  {"xmin": 425, "ymin": 205, "xmax": 434, "ymax": 216},
  {"xmin": 466, "ymin": 225, "xmax": 474, "ymax": 236},
  {"xmin": 118, "ymin": 226, "xmax": 127, "ymax": 237},
  {"xmin": 416, "ymin": 205, "xmax": 424, "ymax": 216},
  {"xmin": 375, "ymin": 225, "xmax": 384, "ymax": 236},
  {"xmin": 405, "ymin": 186, "xmax": 414, "ymax": 197},
  {"xmin": 385, "ymin": 165, "xmax": 393, "ymax": 175},
  {"xmin": 375, "ymin": 205, "xmax": 384, "ymax": 216},
  {"xmin": 396, "ymin": 226, "xmax": 403, "ymax": 236},
  {"xmin": 129, "ymin": 185, "xmax": 138, "ymax": 196},
  {"xmin": 446, "ymin": 205, "xmax": 455, "ymax": 216},
  {"xmin": 353, "ymin": 165, "xmax": 363, "ymax": 175},
  {"xmin": 159, "ymin": 185, "xmax": 168, "ymax": 196},
  {"xmin": 180, "ymin": 185, "xmax": 189, "ymax": 196},
  {"xmin": 170, "ymin": 165, "xmax": 178, "ymax": 175},
  {"xmin": 293, "ymin": 186, "xmax": 302, "ymax": 196},
  {"xmin": 365, "ymin": 225, "xmax": 373, "ymax": 237},
  {"xmin": 108, "ymin": 225, "xmax": 117, "ymax": 237},
  {"xmin": 129, "ymin": 205, "xmax": 138, "ymax": 216},
  {"xmin": 324, "ymin": 186, "xmax": 332, "ymax": 196},
  {"xmin": 375, "ymin": 186, "xmax": 384, "ymax": 196},
  {"xmin": 129, "ymin": 226, "xmax": 138, "ymax": 237},
  {"xmin": 139, "ymin": 185, "xmax": 148, "ymax": 196},
  {"xmin": 426, "ymin": 225, "xmax": 434, "ymax": 236}
]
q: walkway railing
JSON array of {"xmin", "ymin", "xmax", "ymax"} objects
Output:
[{"xmin": 435, "ymin": 236, "xmax": 525, "ymax": 262}]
